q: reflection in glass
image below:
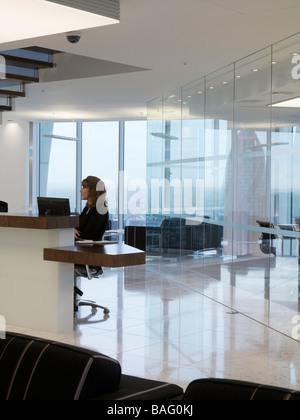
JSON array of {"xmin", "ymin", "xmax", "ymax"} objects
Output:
[{"xmin": 146, "ymin": 32, "xmax": 300, "ymax": 339}]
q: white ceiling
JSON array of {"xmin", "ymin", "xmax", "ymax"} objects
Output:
[{"xmin": 2, "ymin": 0, "xmax": 300, "ymax": 121}]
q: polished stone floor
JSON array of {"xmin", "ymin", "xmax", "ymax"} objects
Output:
[{"xmin": 7, "ymin": 254, "xmax": 300, "ymax": 393}]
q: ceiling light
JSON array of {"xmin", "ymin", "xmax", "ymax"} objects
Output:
[
  {"xmin": 272, "ymin": 97, "xmax": 300, "ymax": 108},
  {"xmin": 0, "ymin": 0, "xmax": 120, "ymax": 43}
]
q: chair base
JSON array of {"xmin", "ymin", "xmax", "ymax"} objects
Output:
[
  {"xmin": 74, "ymin": 267, "xmax": 109, "ymax": 316},
  {"xmin": 74, "ymin": 285, "xmax": 110, "ymax": 315},
  {"xmin": 75, "ymin": 299, "xmax": 110, "ymax": 315}
]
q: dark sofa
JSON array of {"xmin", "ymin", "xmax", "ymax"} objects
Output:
[
  {"xmin": 2, "ymin": 332, "xmax": 300, "ymax": 400},
  {"xmin": 125, "ymin": 217, "xmax": 223, "ymax": 254},
  {"xmin": 0, "ymin": 332, "xmax": 183, "ymax": 401},
  {"xmin": 183, "ymin": 378, "xmax": 300, "ymax": 401}
]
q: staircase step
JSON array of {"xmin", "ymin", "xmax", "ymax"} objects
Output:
[
  {"xmin": 0, "ymin": 46, "xmax": 58, "ymax": 113},
  {"xmin": 5, "ymin": 73, "xmax": 39, "ymax": 83},
  {"xmin": 1, "ymin": 54, "xmax": 54, "ymax": 70},
  {"xmin": 23, "ymin": 46, "xmax": 60, "ymax": 55},
  {"xmin": 0, "ymin": 89, "xmax": 25, "ymax": 98},
  {"xmin": 0, "ymin": 105, "xmax": 12, "ymax": 111}
]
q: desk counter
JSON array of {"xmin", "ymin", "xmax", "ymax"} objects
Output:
[
  {"xmin": 44, "ymin": 243, "xmax": 145, "ymax": 267},
  {"xmin": 0, "ymin": 213, "xmax": 145, "ymax": 334},
  {"xmin": 0, "ymin": 213, "xmax": 79, "ymax": 229}
]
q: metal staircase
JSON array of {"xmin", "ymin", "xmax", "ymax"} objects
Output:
[{"xmin": 0, "ymin": 47, "xmax": 57, "ymax": 114}]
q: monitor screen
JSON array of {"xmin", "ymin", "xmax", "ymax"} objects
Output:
[
  {"xmin": 37, "ymin": 197, "xmax": 70, "ymax": 216},
  {"xmin": 0, "ymin": 201, "xmax": 8, "ymax": 213}
]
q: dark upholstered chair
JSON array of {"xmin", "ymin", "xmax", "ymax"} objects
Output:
[
  {"xmin": 0, "ymin": 332, "xmax": 121, "ymax": 400},
  {"xmin": 183, "ymin": 378, "xmax": 300, "ymax": 400},
  {"xmin": 0, "ymin": 332, "xmax": 184, "ymax": 400},
  {"xmin": 256, "ymin": 219, "xmax": 277, "ymax": 256}
]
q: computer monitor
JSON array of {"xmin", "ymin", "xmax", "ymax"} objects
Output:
[
  {"xmin": 0, "ymin": 201, "xmax": 8, "ymax": 213},
  {"xmin": 37, "ymin": 197, "xmax": 70, "ymax": 216}
]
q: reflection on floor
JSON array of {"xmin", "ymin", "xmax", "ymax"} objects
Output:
[{"xmin": 7, "ymin": 255, "xmax": 300, "ymax": 392}]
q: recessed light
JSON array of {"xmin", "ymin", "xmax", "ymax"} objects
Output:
[{"xmin": 0, "ymin": 0, "xmax": 119, "ymax": 43}]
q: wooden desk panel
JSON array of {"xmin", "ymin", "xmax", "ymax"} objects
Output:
[
  {"xmin": 0, "ymin": 213, "xmax": 79, "ymax": 229},
  {"xmin": 44, "ymin": 243, "xmax": 145, "ymax": 267}
]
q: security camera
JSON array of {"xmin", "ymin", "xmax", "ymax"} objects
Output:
[{"xmin": 66, "ymin": 33, "xmax": 81, "ymax": 44}]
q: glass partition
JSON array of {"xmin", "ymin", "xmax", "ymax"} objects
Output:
[{"xmin": 146, "ymin": 32, "xmax": 300, "ymax": 339}]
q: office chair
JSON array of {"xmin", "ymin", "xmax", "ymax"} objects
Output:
[
  {"xmin": 256, "ymin": 220, "xmax": 277, "ymax": 256},
  {"xmin": 74, "ymin": 213, "xmax": 110, "ymax": 315},
  {"xmin": 0, "ymin": 201, "xmax": 8, "ymax": 212},
  {"xmin": 74, "ymin": 265, "xmax": 109, "ymax": 315}
]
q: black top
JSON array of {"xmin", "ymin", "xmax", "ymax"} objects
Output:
[{"xmin": 77, "ymin": 206, "xmax": 109, "ymax": 241}]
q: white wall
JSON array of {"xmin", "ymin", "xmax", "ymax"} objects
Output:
[{"xmin": 0, "ymin": 120, "xmax": 29, "ymax": 212}]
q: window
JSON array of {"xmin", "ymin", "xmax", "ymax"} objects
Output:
[
  {"xmin": 124, "ymin": 120, "xmax": 147, "ymax": 226},
  {"xmin": 82, "ymin": 121, "xmax": 119, "ymax": 228},
  {"xmin": 39, "ymin": 122, "xmax": 77, "ymax": 211},
  {"xmin": 38, "ymin": 120, "xmax": 147, "ymax": 230}
]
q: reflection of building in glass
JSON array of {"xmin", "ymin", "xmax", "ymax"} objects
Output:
[{"xmin": 224, "ymin": 130, "xmax": 268, "ymax": 256}]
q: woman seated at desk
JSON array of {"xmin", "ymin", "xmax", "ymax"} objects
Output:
[
  {"xmin": 74, "ymin": 176, "xmax": 109, "ymax": 311},
  {"xmin": 74, "ymin": 176, "xmax": 109, "ymax": 278},
  {"xmin": 75, "ymin": 175, "xmax": 109, "ymax": 241}
]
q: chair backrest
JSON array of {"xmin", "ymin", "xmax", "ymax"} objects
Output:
[
  {"xmin": 256, "ymin": 219, "xmax": 277, "ymax": 239},
  {"xmin": 0, "ymin": 201, "xmax": 8, "ymax": 212}
]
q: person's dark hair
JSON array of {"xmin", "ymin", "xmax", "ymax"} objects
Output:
[{"xmin": 82, "ymin": 176, "xmax": 107, "ymax": 209}]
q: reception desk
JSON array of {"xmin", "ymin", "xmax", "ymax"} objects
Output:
[
  {"xmin": 0, "ymin": 213, "xmax": 79, "ymax": 334},
  {"xmin": 0, "ymin": 213, "xmax": 145, "ymax": 334},
  {"xmin": 44, "ymin": 243, "xmax": 145, "ymax": 267}
]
